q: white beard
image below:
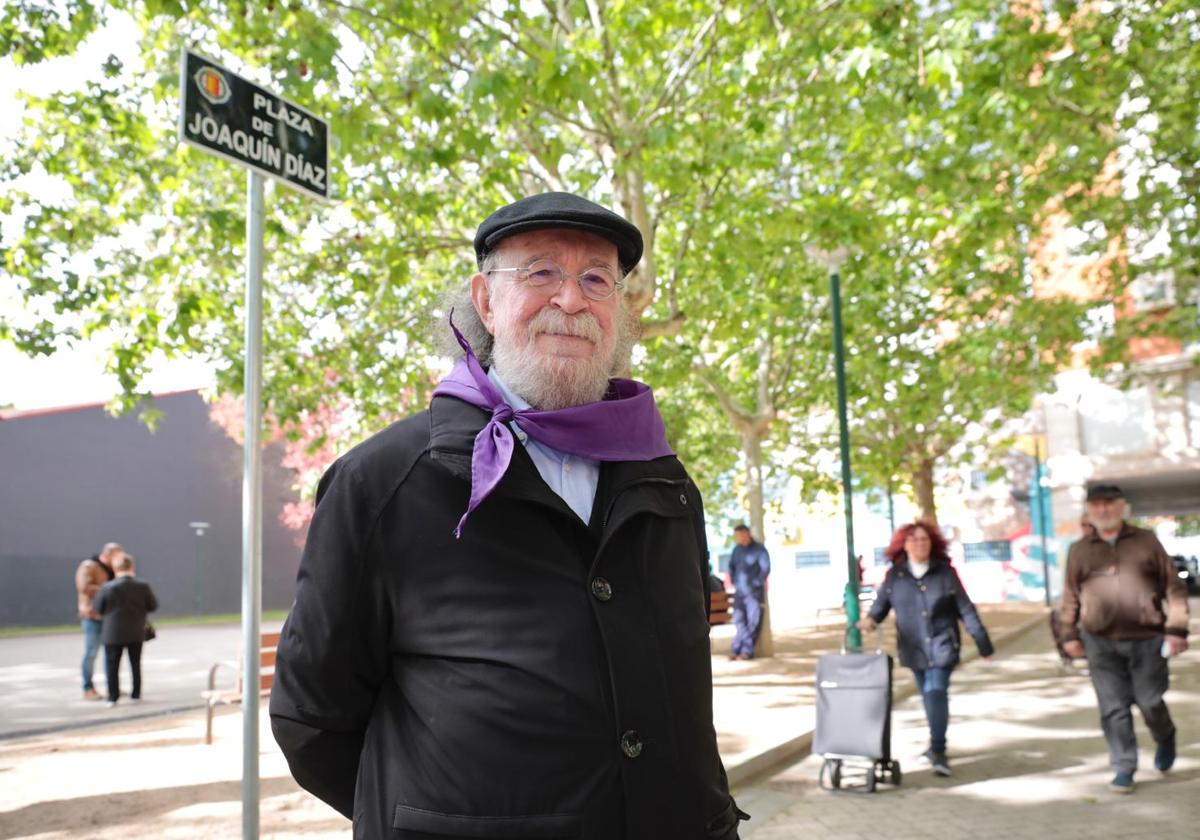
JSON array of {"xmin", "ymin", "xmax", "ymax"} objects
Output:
[{"xmin": 491, "ymin": 308, "xmax": 615, "ymax": 410}]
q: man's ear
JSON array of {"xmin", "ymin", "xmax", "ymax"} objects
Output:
[{"xmin": 470, "ymin": 273, "xmax": 497, "ymax": 335}]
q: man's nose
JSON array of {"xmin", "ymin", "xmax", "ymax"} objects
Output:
[{"xmin": 548, "ymin": 273, "xmax": 589, "ymax": 314}]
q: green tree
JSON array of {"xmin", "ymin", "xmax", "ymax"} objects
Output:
[
  {"xmin": 769, "ymin": 1, "xmax": 1194, "ymax": 522},
  {"xmin": 4, "ymin": 0, "xmax": 1193, "ymax": 538}
]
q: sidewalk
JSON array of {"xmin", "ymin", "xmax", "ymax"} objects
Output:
[
  {"xmin": 710, "ymin": 601, "xmax": 1048, "ymax": 784},
  {"xmin": 737, "ymin": 600, "xmax": 1200, "ymax": 839},
  {"xmin": 0, "ymin": 601, "xmax": 1187, "ymax": 838},
  {"xmin": 0, "ymin": 621, "xmax": 283, "ymax": 739}
]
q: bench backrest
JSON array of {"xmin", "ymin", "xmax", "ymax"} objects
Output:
[
  {"xmin": 235, "ymin": 631, "xmax": 280, "ymax": 694},
  {"xmin": 258, "ymin": 631, "xmax": 279, "ymax": 692},
  {"xmin": 708, "ymin": 590, "xmax": 732, "ymax": 626}
]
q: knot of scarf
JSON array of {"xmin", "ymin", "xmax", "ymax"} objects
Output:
[{"xmin": 432, "ymin": 313, "xmax": 674, "ymax": 537}]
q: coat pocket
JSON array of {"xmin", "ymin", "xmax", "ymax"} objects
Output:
[
  {"xmin": 1138, "ymin": 589, "xmax": 1165, "ymax": 628},
  {"xmin": 392, "ymin": 805, "xmax": 581, "ymax": 838},
  {"xmin": 929, "ymin": 632, "xmax": 959, "ymax": 668}
]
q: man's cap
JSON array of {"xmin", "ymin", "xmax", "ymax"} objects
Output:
[
  {"xmin": 1086, "ymin": 483, "xmax": 1124, "ymax": 502},
  {"xmin": 474, "ymin": 192, "xmax": 643, "ymax": 272}
]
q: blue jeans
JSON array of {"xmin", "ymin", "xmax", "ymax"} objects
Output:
[
  {"xmin": 912, "ymin": 666, "xmax": 953, "ymax": 753},
  {"xmin": 81, "ymin": 619, "xmax": 102, "ymax": 690},
  {"xmin": 731, "ymin": 591, "xmax": 764, "ymax": 657}
]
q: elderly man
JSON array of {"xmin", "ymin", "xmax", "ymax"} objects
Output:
[
  {"xmin": 271, "ymin": 192, "xmax": 745, "ymax": 839},
  {"xmin": 1061, "ymin": 484, "xmax": 1190, "ymax": 794},
  {"xmin": 75, "ymin": 542, "xmax": 120, "ymax": 700}
]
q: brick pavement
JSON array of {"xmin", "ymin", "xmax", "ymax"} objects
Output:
[
  {"xmin": 736, "ymin": 603, "xmax": 1200, "ymax": 840},
  {"xmin": 711, "ymin": 601, "xmax": 1047, "ymax": 782}
]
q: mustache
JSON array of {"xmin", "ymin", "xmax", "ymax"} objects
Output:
[{"xmin": 527, "ymin": 308, "xmax": 602, "ymax": 343}]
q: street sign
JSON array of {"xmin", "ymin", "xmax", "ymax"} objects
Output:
[{"xmin": 179, "ymin": 48, "xmax": 329, "ymax": 201}]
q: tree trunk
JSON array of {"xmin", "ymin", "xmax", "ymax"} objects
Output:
[
  {"xmin": 741, "ymin": 427, "xmax": 774, "ymax": 657},
  {"xmin": 912, "ymin": 458, "xmax": 938, "ymax": 523}
]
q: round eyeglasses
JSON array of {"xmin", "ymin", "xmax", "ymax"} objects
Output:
[{"xmin": 485, "ymin": 259, "xmax": 623, "ymax": 301}]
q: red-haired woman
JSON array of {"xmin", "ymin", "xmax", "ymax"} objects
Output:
[{"xmin": 858, "ymin": 520, "xmax": 993, "ymax": 778}]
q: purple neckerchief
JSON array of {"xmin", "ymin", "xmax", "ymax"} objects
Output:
[{"xmin": 432, "ymin": 319, "xmax": 674, "ymax": 537}]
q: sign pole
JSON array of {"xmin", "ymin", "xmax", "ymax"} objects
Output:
[
  {"xmin": 241, "ymin": 170, "xmax": 265, "ymax": 840},
  {"xmin": 178, "ymin": 48, "xmax": 328, "ymax": 839}
]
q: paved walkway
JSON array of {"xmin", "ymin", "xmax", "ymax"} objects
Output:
[
  {"xmin": 0, "ymin": 622, "xmax": 283, "ymax": 738},
  {"xmin": 710, "ymin": 602, "xmax": 1046, "ymax": 781},
  {"xmin": 0, "ymin": 601, "xmax": 1192, "ymax": 838},
  {"xmin": 737, "ymin": 603, "xmax": 1200, "ymax": 839}
]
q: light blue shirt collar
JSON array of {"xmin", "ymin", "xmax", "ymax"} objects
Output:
[{"xmin": 487, "ymin": 368, "xmax": 600, "ymax": 524}]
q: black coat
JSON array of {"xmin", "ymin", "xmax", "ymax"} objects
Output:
[
  {"xmin": 269, "ymin": 394, "xmax": 743, "ymax": 840},
  {"xmin": 868, "ymin": 561, "xmax": 993, "ymax": 670},
  {"xmin": 94, "ymin": 576, "xmax": 158, "ymax": 645}
]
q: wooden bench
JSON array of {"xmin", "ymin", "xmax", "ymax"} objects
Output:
[
  {"xmin": 709, "ymin": 590, "xmax": 732, "ymax": 626},
  {"xmin": 202, "ymin": 630, "xmax": 279, "ymax": 744}
]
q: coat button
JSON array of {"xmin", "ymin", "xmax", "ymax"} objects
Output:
[
  {"xmin": 620, "ymin": 730, "xmax": 643, "ymax": 758},
  {"xmin": 591, "ymin": 577, "xmax": 613, "ymax": 602}
]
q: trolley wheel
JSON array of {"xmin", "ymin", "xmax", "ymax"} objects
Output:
[
  {"xmin": 865, "ymin": 765, "xmax": 877, "ymax": 793},
  {"xmin": 889, "ymin": 760, "xmax": 902, "ymax": 787},
  {"xmin": 821, "ymin": 758, "xmax": 842, "ymax": 790}
]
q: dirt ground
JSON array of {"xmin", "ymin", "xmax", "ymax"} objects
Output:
[{"xmin": 0, "ymin": 706, "xmax": 349, "ymax": 839}]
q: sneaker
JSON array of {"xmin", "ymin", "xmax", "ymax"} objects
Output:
[
  {"xmin": 920, "ymin": 748, "xmax": 934, "ymax": 765},
  {"xmin": 106, "ymin": 700, "xmax": 118, "ymax": 708},
  {"xmin": 931, "ymin": 752, "xmax": 952, "ymax": 777},
  {"xmin": 83, "ymin": 688, "xmax": 101, "ymax": 701},
  {"xmin": 1110, "ymin": 771, "xmax": 1134, "ymax": 793},
  {"xmin": 1155, "ymin": 736, "xmax": 1176, "ymax": 773}
]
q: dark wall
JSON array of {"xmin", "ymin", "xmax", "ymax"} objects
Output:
[{"xmin": 0, "ymin": 391, "xmax": 304, "ymax": 626}]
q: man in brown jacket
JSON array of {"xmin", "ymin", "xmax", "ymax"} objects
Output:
[
  {"xmin": 1060, "ymin": 484, "xmax": 1189, "ymax": 794},
  {"xmin": 75, "ymin": 543, "xmax": 120, "ymax": 700}
]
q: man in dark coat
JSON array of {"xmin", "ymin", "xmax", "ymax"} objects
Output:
[
  {"xmin": 270, "ymin": 192, "xmax": 745, "ymax": 840},
  {"xmin": 1060, "ymin": 484, "xmax": 1190, "ymax": 794},
  {"xmin": 94, "ymin": 553, "xmax": 158, "ymax": 706},
  {"xmin": 727, "ymin": 524, "xmax": 770, "ymax": 660}
]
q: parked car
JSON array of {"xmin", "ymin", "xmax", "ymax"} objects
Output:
[{"xmin": 1171, "ymin": 555, "xmax": 1200, "ymax": 596}]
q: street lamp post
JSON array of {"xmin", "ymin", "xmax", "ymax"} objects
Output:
[
  {"xmin": 1033, "ymin": 440, "xmax": 1052, "ymax": 607},
  {"xmin": 808, "ymin": 246, "xmax": 861, "ymax": 651},
  {"xmin": 189, "ymin": 521, "xmax": 210, "ymax": 616}
]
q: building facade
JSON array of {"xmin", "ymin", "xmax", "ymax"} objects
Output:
[{"xmin": 0, "ymin": 390, "xmax": 304, "ymax": 627}]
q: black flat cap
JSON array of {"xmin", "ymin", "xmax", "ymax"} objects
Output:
[
  {"xmin": 1086, "ymin": 484, "xmax": 1124, "ymax": 501},
  {"xmin": 474, "ymin": 191, "xmax": 643, "ymax": 272}
]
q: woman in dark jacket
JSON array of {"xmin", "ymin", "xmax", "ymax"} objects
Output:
[{"xmin": 858, "ymin": 520, "xmax": 993, "ymax": 777}]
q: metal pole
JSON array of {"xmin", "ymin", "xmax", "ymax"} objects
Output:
[
  {"xmin": 1035, "ymin": 438, "xmax": 1051, "ymax": 607},
  {"xmin": 242, "ymin": 170, "xmax": 265, "ymax": 840},
  {"xmin": 189, "ymin": 523, "xmax": 210, "ymax": 615},
  {"xmin": 887, "ymin": 480, "xmax": 896, "ymax": 534},
  {"xmin": 831, "ymin": 270, "xmax": 861, "ymax": 650},
  {"xmin": 195, "ymin": 531, "xmax": 203, "ymax": 614}
]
